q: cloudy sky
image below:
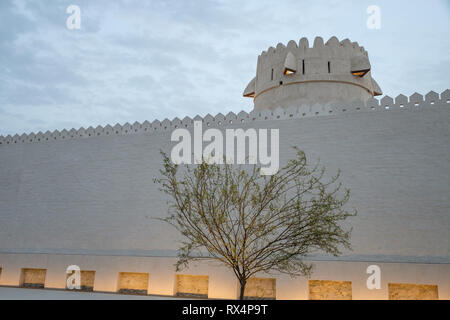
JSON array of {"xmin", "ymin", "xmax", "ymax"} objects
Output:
[{"xmin": 1, "ymin": 0, "xmax": 449, "ymax": 136}]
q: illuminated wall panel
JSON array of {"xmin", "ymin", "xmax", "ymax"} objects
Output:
[
  {"xmin": 175, "ymin": 274, "xmax": 209, "ymax": 298},
  {"xmin": 20, "ymin": 268, "xmax": 47, "ymax": 289},
  {"xmin": 117, "ymin": 272, "xmax": 149, "ymax": 295},
  {"xmin": 309, "ymin": 280, "xmax": 352, "ymax": 300},
  {"xmin": 66, "ymin": 270, "xmax": 96, "ymax": 291},
  {"xmin": 244, "ymin": 277, "xmax": 276, "ymax": 300},
  {"xmin": 388, "ymin": 283, "xmax": 438, "ymax": 300}
]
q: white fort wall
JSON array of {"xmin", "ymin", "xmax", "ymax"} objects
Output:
[{"xmin": 0, "ymin": 90, "xmax": 449, "ymax": 299}]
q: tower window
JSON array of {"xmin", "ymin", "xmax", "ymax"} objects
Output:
[
  {"xmin": 351, "ymin": 70, "xmax": 369, "ymax": 77},
  {"xmin": 302, "ymin": 60, "xmax": 305, "ymax": 74},
  {"xmin": 271, "ymin": 68, "xmax": 274, "ymax": 81},
  {"xmin": 328, "ymin": 61, "xmax": 331, "ymax": 73}
]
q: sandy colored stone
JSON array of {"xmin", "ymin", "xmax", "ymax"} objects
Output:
[
  {"xmin": 244, "ymin": 277, "xmax": 276, "ymax": 299},
  {"xmin": 117, "ymin": 272, "xmax": 149, "ymax": 292},
  {"xmin": 309, "ymin": 280, "xmax": 352, "ymax": 300},
  {"xmin": 175, "ymin": 274, "xmax": 209, "ymax": 297},
  {"xmin": 80, "ymin": 270, "xmax": 95, "ymax": 288},
  {"xmin": 21, "ymin": 268, "xmax": 46, "ymax": 286},
  {"xmin": 66, "ymin": 270, "xmax": 95, "ymax": 290},
  {"xmin": 388, "ymin": 283, "xmax": 438, "ymax": 300}
]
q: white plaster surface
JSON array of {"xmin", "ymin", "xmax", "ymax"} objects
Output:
[{"xmin": 0, "ymin": 92, "xmax": 449, "ymax": 299}]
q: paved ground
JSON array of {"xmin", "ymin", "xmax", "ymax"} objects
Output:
[{"xmin": 0, "ymin": 286, "xmax": 185, "ymax": 300}]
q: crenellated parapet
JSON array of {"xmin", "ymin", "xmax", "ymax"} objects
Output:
[
  {"xmin": 243, "ymin": 36, "xmax": 383, "ymax": 110},
  {"xmin": 0, "ymin": 90, "xmax": 448, "ymax": 147}
]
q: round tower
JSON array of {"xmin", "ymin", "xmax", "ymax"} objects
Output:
[{"xmin": 243, "ymin": 36, "xmax": 382, "ymax": 110}]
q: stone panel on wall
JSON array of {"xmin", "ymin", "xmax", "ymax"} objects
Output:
[
  {"xmin": 388, "ymin": 283, "xmax": 438, "ymax": 300},
  {"xmin": 175, "ymin": 274, "xmax": 209, "ymax": 298},
  {"xmin": 308, "ymin": 280, "xmax": 352, "ymax": 300},
  {"xmin": 66, "ymin": 270, "xmax": 96, "ymax": 292},
  {"xmin": 21, "ymin": 268, "xmax": 46, "ymax": 288},
  {"xmin": 117, "ymin": 272, "xmax": 149, "ymax": 295},
  {"xmin": 244, "ymin": 277, "xmax": 276, "ymax": 300}
]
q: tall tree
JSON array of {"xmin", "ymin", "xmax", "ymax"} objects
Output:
[{"xmin": 155, "ymin": 149, "xmax": 356, "ymax": 300}]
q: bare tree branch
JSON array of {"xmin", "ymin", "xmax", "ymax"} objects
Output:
[{"xmin": 154, "ymin": 148, "xmax": 356, "ymax": 299}]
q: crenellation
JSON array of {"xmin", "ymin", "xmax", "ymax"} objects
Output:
[
  {"xmin": 30, "ymin": 132, "xmax": 37, "ymax": 142},
  {"xmin": 49, "ymin": 130, "xmax": 58, "ymax": 141},
  {"xmin": 395, "ymin": 94, "xmax": 408, "ymax": 108},
  {"xmin": 122, "ymin": 122, "xmax": 133, "ymax": 134},
  {"xmin": 85, "ymin": 127, "xmax": 95, "ymax": 138},
  {"xmin": 69, "ymin": 128, "xmax": 77, "ymax": 138},
  {"xmin": 151, "ymin": 119, "xmax": 161, "ymax": 131},
  {"xmin": 142, "ymin": 120, "xmax": 152, "ymax": 131},
  {"xmin": 276, "ymin": 42, "xmax": 286, "ymax": 52},
  {"xmin": 181, "ymin": 116, "xmax": 192, "ymax": 128},
  {"xmin": 381, "ymin": 96, "xmax": 394, "ymax": 109},
  {"xmin": 313, "ymin": 36, "xmax": 325, "ymax": 49},
  {"xmin": 441, "ymin": 89, "xmax": 450, "ymax": 102},
  {"xmin": 299, "ymin": 37, "xmax": 309, "ymax": 50},
  {"xmin": 34, "ymin": 132, "xmax": 43, "ymax": 142},
  {"xmin": 43, "ymin": 130, "xmax": 52, "ymax": 140},
  {"xmin": 93, "ymin": 126, "xmax": 102, "ymax": 137},
  {"xmin": 236, "ymin": 111, "xmax": 248, "ymax": 124},
  {"xmin": 425, "ymin": 91, "xmax": 439, "ymax": 104},
  {"xmin": 245, "ymin": 36, "xmax": 381, "ymax": 110},
  {"xmin": 113, "ymin": 124, "xmax": 122, "ymax": 134},
  {"xmin": 131, "ymin": 121, "xmax": 142, "ymax": 133},
  {"xmin": 366, "ymin": 97, "xmax": 380, "ymax": 109},
  {"xmin": 161, "ymin": 119, "xmax": 172, "ymax": 130},
  {"xmin": 225, "ymin": 111, "xmax": 237, "ymax": 124},
  {"xmin": 0, "ymin": 90, "xmax": 448, "ymax": 147},
  {"xmin": 286, "ymin": 40, "xmax": 298, "ymax": 51},
  {"xmin": 103, "ymin": 125, "xmax": 113, "ymax": 136},
  {"xmin": 326, "ymin": 36, "xmax": 339, "ymax": 47},
  {"xmin": 409, "ymin": 92, "xmax": 424, "ymax": 109},
  {"xmin": 248, "ymin": 109, "xmax": 259, "ymax": 121},
  {"xmin": 171, "ymin": 117, "xmax": 182, "ymax": 129}
]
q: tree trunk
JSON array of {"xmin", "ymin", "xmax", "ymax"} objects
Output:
[{"xmin": 239, "ymin": 280, "xmax": 247, "ymax": 300}]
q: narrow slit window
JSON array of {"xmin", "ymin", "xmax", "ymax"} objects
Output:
[
  {"xmin": 302, "ymin": 60, "xmax": 305, "ymax": 74},
  {"xmin": 328, "ymin": 61, "xmax": 331, "ymax": 73},
  {"xmin": 271, "ymin": 68, "xmax": 274, "ymax": 81}
]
